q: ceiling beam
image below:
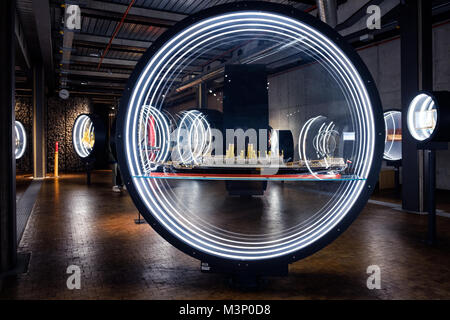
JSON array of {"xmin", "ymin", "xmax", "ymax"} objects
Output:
[
  {"xmin": 69, "ymin": 55, "xmax": 137, "ymax": 67},
  {"xmin": 15, "ymin": 10, "xmax": 30, "ymax": 69},
  {"xmin": 85, "ymin": 0, "xmax": 186, "ymax": 23},
  {"xmin": 74, "ymin": 33, "xmax": 151, "ymax": 49},
  {"xmin": 81, "ymin": 8, "xmax": 172, "ymax": 28},
  {"xmin": 59, "ymin": 69, "xmax": 130, "ymax": 79}
]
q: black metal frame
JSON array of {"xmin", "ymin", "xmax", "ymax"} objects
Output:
[{"xmin": 116, "ymin": 1, "xmax": 385, "ymax": 271}]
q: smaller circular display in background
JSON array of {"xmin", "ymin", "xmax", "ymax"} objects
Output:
[
  {"xmin": 15, "ymin": 120, "xmax": 27, "ymax": 160},
  {"xmin": 73, "ymin": 114, "xmax": 95, "ymax": 159},
  {"xmin": 407, "ymin": 93, "xmax": 437, "ymax": 142},
  {"xmin": 383, "ymin": 110, "xmax": 402, "ymax": 161}
]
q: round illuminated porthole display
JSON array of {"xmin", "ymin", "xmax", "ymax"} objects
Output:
[
  {"xmin": 117, "ymin": 2, "xmax": 384, "ymax": 266},
  {"xmin": 407, "ymin": 93, "xmax": 437, "ymax": 142},
  {"xmin": 73, "ymin": 114, "xmax": 96, "ymax": 158},
  {"xmin": 15, "ymin": 120, "xmax": 27, "ymax": 160},
  {"xmin": 72, "ymin": 113, "xmax": 107, "ymax": 163},
  {"xmin": 383, "ymin": 110, "xmax": 402, "ymax": 161}
]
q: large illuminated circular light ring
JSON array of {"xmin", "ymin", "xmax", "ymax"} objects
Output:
[
  {"xmin": 407, "ymin": 91, "xmax": 450, "ymax": 143},
  {"xmin": 15, "ymin": 120, "xmax": 27, "ymax": 160},
  {"xmin": 116, "ymin": 2, "xmax": 384, "ymax": 267},
  {"xmin": 73, "ymin": 113, "xmax": 106, "ymax": 162},
  {"xmin": 383, "ymin": 110, "xmax": 402, "ymax": 161}
]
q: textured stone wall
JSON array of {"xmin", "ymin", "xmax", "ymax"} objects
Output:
[
  {"xmin": 15, "ymin": 97, "xmax": 33, "ymax": 174},
  {"xmin": 47, "ymin": 96, "xmax": 92, "ymax": 173}
]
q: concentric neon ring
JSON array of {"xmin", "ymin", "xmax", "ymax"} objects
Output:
[
  {"xmin": 383, "ymin": 110, "xmax": 402, "ymax": 161},
  {"xmin": 15, "ymin": 120, "xmax": 27, "ymax": 160},
  {"xmin": 407, "ymin": 93, "xmax": 437, "ymax": 142},
  {"xmin": 117, "ymin": 4, "xmax": 383, "ymax": 263},
  {"xmin": 73, "ymin": 114, "xmax": 95, "ymax": 158}
]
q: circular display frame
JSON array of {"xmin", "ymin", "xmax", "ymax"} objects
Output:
[
  {"xmin": 407, "ymin": 91, "xmax": 438, "ymax": 142},
  {"xmin": 407, "ymin": 90, "xmax": 450, "ymax": 143},
  {"xmin": 383, "ymin": 110, "xmax": 402, "ymax": 162},
  {"xmin": 116, "ymin": 2, "xmax": 384, "ymax": 268},
  {"xmin": 15, "ymin": 120, "xmax": 27, "ymax": 160},
  {"xmin": 72, "ymin": 113, "xmax": 106, "ymax": 163}
]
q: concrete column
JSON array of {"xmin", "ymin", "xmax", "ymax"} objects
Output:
[
  {"xmin": 0, "ymin": 0, "xmax": 17, "ymax": 273},
  {"xmin": 400, "ymin": 0, "xmax": 432, "ymax": 212},
  {"xmin": 198, "ymin": 82, "xmax": 208, "ymax": 109},
  {"xmin": 33, "ymin": 64, "xmax": 46, "ymax": 179}
]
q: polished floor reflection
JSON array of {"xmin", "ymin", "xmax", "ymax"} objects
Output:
[{"xmin": 2, "ymin": 171, "xmax": 450, "ymax": 299}]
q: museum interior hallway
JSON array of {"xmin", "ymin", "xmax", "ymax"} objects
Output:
[{"xmin": 1, "ymin": 171, "xmax": 449, "ymax": 300}]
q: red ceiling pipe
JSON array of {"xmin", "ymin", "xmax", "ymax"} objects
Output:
[{"xmin": 97, "ymin": 0, "xmax": 136, "ymax": 70}]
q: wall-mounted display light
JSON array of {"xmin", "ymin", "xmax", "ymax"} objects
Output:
[
  {"xmin": 116, "ymin": 2, "xmax": 384, "ymax": 272},
  {"xmin": 383, "ymin": 110, "xmax": 402, "ymax": 161},
  {"xmin": 407, "ymin": 91, "xmax": 450, "ymax": 143},
  {"xmin": 15, "ymin": 120, "xmax": 27, "ymax": 160}
]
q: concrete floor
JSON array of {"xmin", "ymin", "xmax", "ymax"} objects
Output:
[{"xmin": 2, "ymin": 171, "xmax": 450, "ymax": 299}]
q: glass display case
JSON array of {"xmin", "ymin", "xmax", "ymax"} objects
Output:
[{"xmin": 116, "ymin": 2, "xmax": 384, "ymax": 269}]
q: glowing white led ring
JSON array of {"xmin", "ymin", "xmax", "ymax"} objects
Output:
[
  {"xmin": 139, "ymin": 105, "xmax": 170, "ymax": 172},
  {"xmin": 127, "ymin": 13, "xmax": 372, "ymax": 258},
  {"xmin": 383, "ymin": 110, "xmax": 402, "ymax": 161},
  {"xmin": 15, "ymin": 120, "xmax": 27, "ymax": 160},
  {"xmin": 118, "ymin": 6, "xmax": 382, "ymax": 262},
  {"xmin": 407, "ymin": 93, "xmax": 437, "ymax": 142},
  {"xmin": 176, "ymin": 110, "xmax": 212, "ymax": 164},
  {"xmin": 73, "ymin": 114, "xmax": 95, "ymax": 158}
]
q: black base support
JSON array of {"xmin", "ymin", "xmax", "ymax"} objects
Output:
[
  {"xmin": 85, "ymin": 161, "xmax": 94, "ymax": 186},
  {"xmin": 134, "ymin": 212, "xmax": 147, "ymax": 224},
  {"xmin": 200, "ymin": 261, "xmax": 288, "ymax": 288},
  {"xmin": 419, "ymin": 142, "xmax": 447, "ymax": 246},
  {"xmin": 0, "ymin": 252, "xmax": 30, "ymax": 285}
]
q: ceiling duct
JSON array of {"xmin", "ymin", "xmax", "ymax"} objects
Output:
[{"xmin": 316, "ymin": 0, "xmax": 338, "ymax": 28}]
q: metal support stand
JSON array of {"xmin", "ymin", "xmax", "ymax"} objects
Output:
[
  {"xmin": 386, "ymin": 160, "xmax": 402, "ymax": 195},
  {"xmin": 420, "ymin": 142, "xmax": 446, "ymax": 246},
  {"xmin": 134, "ymin": 212, "xmax": 147, "ymax": 224},
  {"xmin": 85, "ymin": 164, "xmax": 92, "ymax": 186},
  {"xmin": 394, "ymin": 164, "xmax": 400, "ymax": 194},
  {"xmin": 425, "ymin": 149, "xmax": 436, "ymax": 245}
]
